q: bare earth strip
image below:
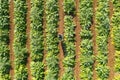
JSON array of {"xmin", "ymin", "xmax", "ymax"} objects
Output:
[
  {"xmin": 108, "ymin": 1, "xmax": 115, "ymax": 80},
  {"xmin": 92, "ymin": 0, "xmax": 97, "ymax": 80},
  {"xmin": 26, "ymin": 0, "xmax": 32, "ymax": 80},
  {"xmin": 9, "ymin": 0, "xmax": 15, "ymax": 79},
  {"xmin": 74, "ymin": 0, "xmax": 81, "ymax": 80},
  {"xmin": 58, "ymin": 0, "xmax": 65, "ymax": 79},
  {"xmin": 43, "ymin": 0, "xmax": 47, "ymax": 74}
]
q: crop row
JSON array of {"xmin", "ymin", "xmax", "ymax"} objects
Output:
[
  {"xmin": 95, "ymin": 0, "xmax": 110, "ymax": 80},
  {"xmin": 30, "ymin": 0, "xmax": 44, "ymax": 80},
  {"xmin": 112, "ymin": 0, "xmax": 120, "ymax": 79},
  {"xmin": 0, "ymin": 0, "xmax": 10, "ymax": 79},
  {"xmin": 79, "ymin": 0, "xmax": 94, "ymax": 80},
  {"xmin": 13, "ymin": 0, "xmax": 28, "ymax": 79},
  {"xmin": 45, "ymin": 0, "xmax": 59, "ymax": 80},
  {"xmin": 62, "ymin": 0, "xmax": 76, "ymax": 80}
]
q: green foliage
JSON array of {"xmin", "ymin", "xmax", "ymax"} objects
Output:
[
  {"xmin": 15, "ymin": 65, "xmax": 28, "ymax": 80},
  {"xmin": 0, "ymin": 0, "xmax": 10, "ymax": 79},
  {"xmin": 96, "ymin": 65, "xmax": 109, "ymax": 80},
  {"xmin": 62, "ymin": 1, "xmax": 76, "ymax": 80},
  {"xmin": 79, "ymin": 0, "xmax": 93, "ymax": 29},
  {"xmin": 45, "ymin": 0, "xmax": 59, "ymax": 80},
  {"xmin": 62, "ymin": 67, "xmax": 75, "ymax": 80},
  {"xmin": 30, "ymin": 0, "xmax": 44, "ymax": 79},
  {"xmin": 63, "ymin": 0, "xmax": 75, "ymax": 15},
  {"xmin": 14, "ymin": 0, "xmax": 28, "ymax": 79},
  {"xmin": 80, "ymin": 67, "xmax": 93, "ymax": 80},
  {"xmin": 79, "ymin": 0, "xmax": 94, "ymax": 80},
  {"xmin": 112, "ymin": 0, "xmax": 120, "ymax": 50},
  {"xmin": 112, "ymin": 1, "xmax": 120, "ymax": 78},
  {"xmin": 62, "ymin": 15, "xmax": 75, "ymax": 79},
  {"xmin": 114, "ymin": 75, "xmax": 120, "ymax": 80},
  {"xmin": 31, "ymin": 62, "xmax": 44, "ymax": 80},
  {"xmin": 114, "ymin": 51, "xmax": 120, "ymax": 72},
  {"xmin": 80, "ymin": 30, "xmax": 92, "ymax": 39},
  {"xmin": 95, "ymin": 0, "xmax": 110, "ymax": 79}
]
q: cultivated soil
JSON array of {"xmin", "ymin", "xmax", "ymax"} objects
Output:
[
  {"xmin": 43, "ymin": 0, "xmax": 47, "ymax": 75},
  {"xmin": 9, "ymin": 0, "xmax": 15, "ymax": 80},
  {"xmin": 92, "ymin": 0, "xmax": 97, "ymax": 80},
  {"xmin": 74, "ymin": 0, "xmax": 81, "ymax": 80},
  {"xmin": 108, "ymin": 1, "xmax": 115, "ymax": 80},
  {"xmin": 26, "ymin": 0, "xmax": 32, "ymax": 80},
  {"xmin": 58, "ymin": 0, "xmax": 65, "ymax": 79}
]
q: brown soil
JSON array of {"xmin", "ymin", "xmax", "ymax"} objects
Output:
[
  {"xmin": 92, "ymin": 0, "xmax": 97, "ymax": 80},
  {"xmin": 108, "ymin": 1, "xmax": 115, "ymax": 80},
  {"xmin": 58, "ymin": 0, "xmax": 65, "ymax": 79},
  {"xmin": 74, "ymin": 0, "xmax": 81, "ymax": 80},
  {"xmin": 43, "ymin": 0, "xmax": 47, "ymax": 72},
  {"xmin": 9, "ymin": 0, "xmax": 15, "ymax": 80},
  {"xmin": 26, "ymin": 0, "xmax": 32, "ymax": 80}
]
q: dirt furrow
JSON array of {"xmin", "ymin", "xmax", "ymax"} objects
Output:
[
  {"xmin": 26, "ymin": 0, "xmax": 32, "ymax": 80},
  {"xmin": 43, "ymin": 0, "xmax": 47, "ymax": 73},
  {"xmin": 92, "ymin": 0, "xmax": 97, "ymax": 80},
  {"xmin": 108, "ymin": 1, "xmax": 115, "ymax": 80},
  {"xmin": 9, "ymin": 0, "xmax": 15, "ymax": 79},
  {"xmin": 58, "ymin": 0, "xmax": 64, "ymax": 79},
  {"xmin": 74, "ymin": 0, "xmax": 81, "ymax": 80}
]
